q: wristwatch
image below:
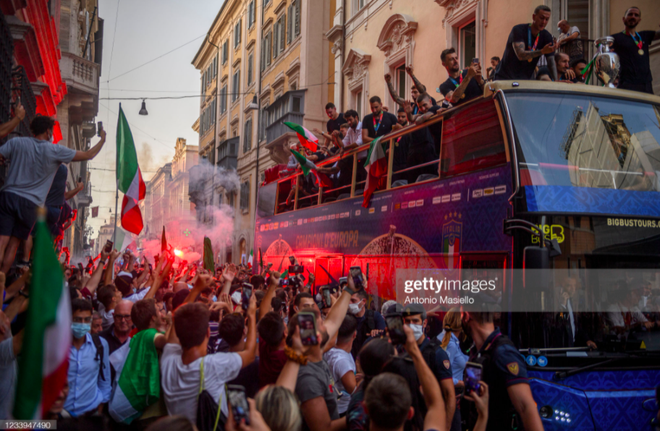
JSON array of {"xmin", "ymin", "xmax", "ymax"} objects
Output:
[{"xmin": 343, "ymin": 285, "xmax": 356, "ymax": 295}]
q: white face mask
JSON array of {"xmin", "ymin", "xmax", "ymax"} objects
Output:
[
  {"xmin": 410, "ymin": 324, "xmax": 424, "ymax": 340},
  {"xmin": 231, "ymin": 291, "xmax": 242, "ymax": 304},
  {"xmin": 348, "ymin": 302, "xmax": 363, "ymax": 315}
]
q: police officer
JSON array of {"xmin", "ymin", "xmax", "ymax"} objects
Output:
[
  {"xmin": 461, "ymin": 310, "xmax": 543, "ymax": 431},
  {"xmin": 402, "ymin": 304, "xmax": 458, "ymax": 431}
]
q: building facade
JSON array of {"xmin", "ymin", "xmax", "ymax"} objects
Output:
[
  {"xmin": 0, "ymin": 0, "xmax": 102, "ymax": 258},
  {"xmin": 192, "ymin": 0, "xmax": 335, "ymax": 264}
]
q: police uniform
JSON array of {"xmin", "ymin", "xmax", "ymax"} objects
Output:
[{"xmin": 466, "ymin": 328, "xmax": 528, "ymax": 431}]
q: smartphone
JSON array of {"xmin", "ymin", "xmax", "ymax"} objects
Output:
[
  {"xmin": 298, "ymin": 311, "xmax": 318, "ymax": 346},
  {"xmin": 349, "ymin": 266, "xmax": 364, "ymax": 289},
  {"xmin": 97, "ymin": 121, "xmax": 103, "ymax": 137},
  {"xmin": 321, "ymin": 286, "xmax": 332, "ymax": 308},
  {"xmin": 104, "ymin": 240, "xmax": 113, "ymax": 253},
  {"xmin": 227, "ymin": 385, "xmax": 250, "ymax": 426},
  {"xmin": 77, "ymin": 262, "xmax": 84, "ymax": 274},
  {"xmin": 465, "ymin": 362, "xmax": 483, "ymax": 394},
  {"xmin": 241, "ymin": 283, "xmax": 253, "ymax": 310},
  {"xmin": 339, "ymin": 276, "xmax": 348, "ymax": 286},
  {"xmin": 472, "ymin": 58, "xmax": 479, "ymax": 64},
  {"xmin": 289, "ymin": 256, "xmax": 295, "ymax": 264},
  {"xmin": 386, "ymin": 314, "xmax": 406, "ymax": 345}
]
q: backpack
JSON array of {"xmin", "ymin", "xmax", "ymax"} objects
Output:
[
  {"xmin": 91, "ymin": 334, "xmax": 106, "ymax": 382},
  {"xmin": 420, "ymin": 337, "xmax": 445, "ymax": 382},
  {"xmin": 196, "ymin": 358, "xmax": 226, "ymax": 431}
]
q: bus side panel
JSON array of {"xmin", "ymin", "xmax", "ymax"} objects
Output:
[{"xmin": 255, "ymin": 164, "xmax": 513, "ymax": 299}]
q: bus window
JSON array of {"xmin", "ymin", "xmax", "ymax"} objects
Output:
[
  {"xmin": 276, "ymin": 179, "xmax": 293, "ymax": 214},
  {"xmin": 440, "ymin": 99, "xmax": 506, "ymax": 178},
  {"xmin": 257, "ymin": 181, "xmax": 277, "ymax": 218}
]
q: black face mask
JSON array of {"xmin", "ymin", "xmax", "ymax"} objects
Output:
[{"xmin": 460, "ymin": 319, "xmax": 475, "ymax": 356}]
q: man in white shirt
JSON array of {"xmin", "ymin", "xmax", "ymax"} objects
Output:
[
  {"xmin": 323, "ymin": 315, "xmax": 357, "ymax": 415},
  {"xmin": 160, "ymin": 276, "xmax": 257, "ymax": 424},
  {"xmin": 334, "ymin": 110, "xmax": 363, "ymax": 189},
  {"xmin": 607, "ymin": 288, "xmax": 657, "ymax": 333}
]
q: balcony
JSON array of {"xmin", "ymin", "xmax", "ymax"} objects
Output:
[
  {"xmin": 217, "ymin": 136, "xmax": 239, "ymax": 171},
  {"xmin": 60, "ymin": 52, "xmax": 100, "ymax": 118},
  {"xmin": 265, "ymin": 89, "xmax": 306, "ymax": 144}
]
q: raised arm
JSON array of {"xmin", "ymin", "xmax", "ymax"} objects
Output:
[
  {"xmin": 237, "ymin": 292, "xmax": 257, "ymax": 368},
  {"xmin": 0, "ymin": 104, "xmax": 25, "ymax": 138},
  {"xmin": 385, "ymin": 74, "xmax": 407, "ymax": 107},
  {"xmin": 145, "ymin": 257, "xmax": 172, "ymax": 300},
  {"xmin": 323, "ymin": 276, "xmax": 353, "ymax": 340},
  {"xmin": 403, "ymin": 325, "xmax": 446, "ymax": 431},
  {"xmin": 65, "ymin": 179, "xmax": 85, "ymax": 200},
  {"xmin": 448, "ymin": 66, "xmax": 477, "ymax": 104},
  {"xmin": 219, "ymin": 263, "xmax": 236, "ymax": 296},
  {"xmin": 4, "ymin": 268, "xmax": 30, "ymax": 301},
  {"xmin": 103, "ymin": 250, "xmax": 120, "ymax": 287},
  {"xmin": 83, "ymin": 250, "xmax": 109, "ymax": 295},
  {"xmin": 259, "ymin": 272, "xmax": 281, "ymax": 319},
  {"xmin": 405, "ymin": 66, "xmax": 427, "ymax": 95},
  {"xmin": 72, "ymin": 130, "xmax": 106, "ymax": 162}
]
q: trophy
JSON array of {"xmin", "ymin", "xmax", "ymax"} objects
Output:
[{"xmin": 594, "ymin": 36, "xmax": 620, "ymax": 88}]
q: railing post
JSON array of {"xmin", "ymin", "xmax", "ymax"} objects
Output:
[
  {"xmin": 386, "ymin": 139, "xmax": 394, "ymax": 189},
  {"xmin": 294, "ymin": 175, "xmax": 300, "ymax": 210},
  {"xmin": 350, "ymin": 153, "xmax": 357, "ymax": 197}
]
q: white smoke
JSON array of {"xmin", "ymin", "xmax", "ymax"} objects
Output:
[{"xmin": 138, "ymin": 158, "xmax": 241, "ymax": 267}]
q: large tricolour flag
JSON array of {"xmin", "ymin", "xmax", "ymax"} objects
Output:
[
  {"xmin": 290, "ymin": 149, "xmax": 333, "ymax": 188},
  {"xmin": 13, "ymin": 210, "xmax": 71, "ymax": 419},
  {"xmin": 362, "ymin": 137, "xmax": 387, "ymax": 208},
  {"xmin": 284, "ymin": 122, "xmax": 319, "ymax": 152},
  {"xmin": 117, "ymin": 105, "xmax": 146, "ymax": 235}
]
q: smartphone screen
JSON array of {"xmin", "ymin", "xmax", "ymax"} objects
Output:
[
  {"xmin": 322, "ymin": 288, "xmax": 332, "ymax": 308},
  {"xmin": 386, "ymin": 315, "xmax": 406, "ymax": 345},
  {"xmin": 241, "ymin": 283, "xmax": 253, "ymax": 310},
  {"xmin": 104, "ymin": 240, "xmax": 113, "ymax": 253},
  {"xmin": 339, "ymin": 276, "xmax": 348, "ymax": 285},
  {"xmin": 298, "ymin": 312, "xmax": 318, "ymax": 346},
  {"xmin": 465, "ymin": 362, "xmax": 483, "ymax": 394},
  {"xmin": 472, "ymin": 58, "xmax": 479, "ymax": 64},
  {"xmin": 227, "ymin": 385, "xmax": 250, "ymax": 425},
  {"xmin": 349, "ymin": 266, "xmax": 363, "ymax": 288}
]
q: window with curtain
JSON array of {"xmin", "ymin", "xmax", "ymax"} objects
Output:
[{"xmin": 247, "ymin": 52, "xmax": 254, "ymax": 86}]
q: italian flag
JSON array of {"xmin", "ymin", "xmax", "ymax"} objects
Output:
[
  {"xmin": 284, "ymin": 122, "xmax": 318, "ymax": 151},
  {"xmin": 362, "ymin": 137, "xmax": 387, "ymax": 208},
  {"xmin": 13, "ymin": 211, "xmax": 71, "ymax": 419},
  {"xmin": 247, "ymin": 249, "xmax": 253, "ymax": 268},
  {"xmin": 117, "ymin": 105, "xmax": 146, "ymax": 235},
  {"xmin": 109, "ymin": 329, "xmax": 161, "ymax": 424},
  {"xmin": 291, "ymin": 149, "xmax": 333, "ymax": 188}
]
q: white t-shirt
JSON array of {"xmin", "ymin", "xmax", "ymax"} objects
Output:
[
  {"xmin": 160, "ymin": 344, "xmax": 242, "ymax": 423},
  {"xmin": 323, "ymin": 347, "xmax": 355, "ymax": 414}
]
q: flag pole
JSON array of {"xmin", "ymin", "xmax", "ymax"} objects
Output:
[{"xmin": 112, "ymin": 103, "xmax": 120, "ymax": 244}]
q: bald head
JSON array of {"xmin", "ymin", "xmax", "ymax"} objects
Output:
[{"xmin": 558, "ymin": 20, "xmax": 569, "ymax": 33}]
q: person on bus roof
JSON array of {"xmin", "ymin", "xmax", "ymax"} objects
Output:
[{"xmin": 439, "ymin": 48, "xmax": 484, "ymax": 106}]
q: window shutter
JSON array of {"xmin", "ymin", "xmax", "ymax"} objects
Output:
[
  {"xmin": 248, "ymin": 53, "xmax": 253, "ymax": 85},
  {"xmin": 279, "ymin": 16, "xmax": 285, "ymax": 52},
  {"xmin": 273, "ymin": 22, "xmax": 278, "ymax": 59},
  {"xmin": 295, "ymin": 0, "xmax": 300, "ymax": 37},
  {"xmin": 287, "ymin": 6, "xmax": 292, "ymax": 44}
]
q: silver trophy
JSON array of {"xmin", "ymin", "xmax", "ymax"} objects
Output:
[{"xmin": 594, "ymin": 36, "xmax": 620, "ymax": 88}]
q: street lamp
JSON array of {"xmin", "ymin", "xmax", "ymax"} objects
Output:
[{"xmin": 139, "ymin": 99, "xmax": 148, "ymax": 116}]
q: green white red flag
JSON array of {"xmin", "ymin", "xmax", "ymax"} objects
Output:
[
  {"xmin": 116, "ymin": 105, "xmax": 146, "ymax": 235},
  {"xmin": 290, "ymin": 149, "xmax": 333, "ymax": 189},
  {"xmin": 284, "ymin": 122, "xmax": 319, "ymax": 151},
  {"xmin": 363, "ymin": 137, "xmax": 387, "ymax": 208},
  {"xmin": 13, "ymin": 211, "xmax": 71, "ymax": 419}
]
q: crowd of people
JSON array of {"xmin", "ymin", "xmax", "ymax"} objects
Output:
[{"xmin": 277, "ymin": 5, "xmax": 658, "ymax": 207}]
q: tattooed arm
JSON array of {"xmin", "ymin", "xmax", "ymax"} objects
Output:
[
  {"xmin": 405, "ymin": 66, "xmax": 427, "ymax": 95},
  {"xmin": 513, "ymin": 41, "xmax": 556, "ymax": 61},
  {"xmin": 385, "ymin": 74, "xmax": 407, "ymax": 107}
]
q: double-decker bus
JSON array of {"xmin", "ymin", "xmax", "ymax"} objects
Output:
[{"xmin": 255, "ymin": 81, "xmax": 660, "ymax": 430}]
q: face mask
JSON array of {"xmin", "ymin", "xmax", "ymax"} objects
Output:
[
  {"xmin": 348, "ymin": 302, "xmax": 363, "ymax": 315},
  {"xmin": 410, "ymin": 324, "xmax": 424, "ymax": 340},
  {"xmin": 212, "ymin": 295, "xmax": 218, "ymax": 302},
  {"xmin": 71, "ymin": 322, "xmax": 91, "ymax": 339},
  {"xmin": 187, "ymin": 284, "xmax": 193, "ymax": 290},
  {"xmin": 231, "ymin": 291, "xmax": 242, "ymax": 304}
]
